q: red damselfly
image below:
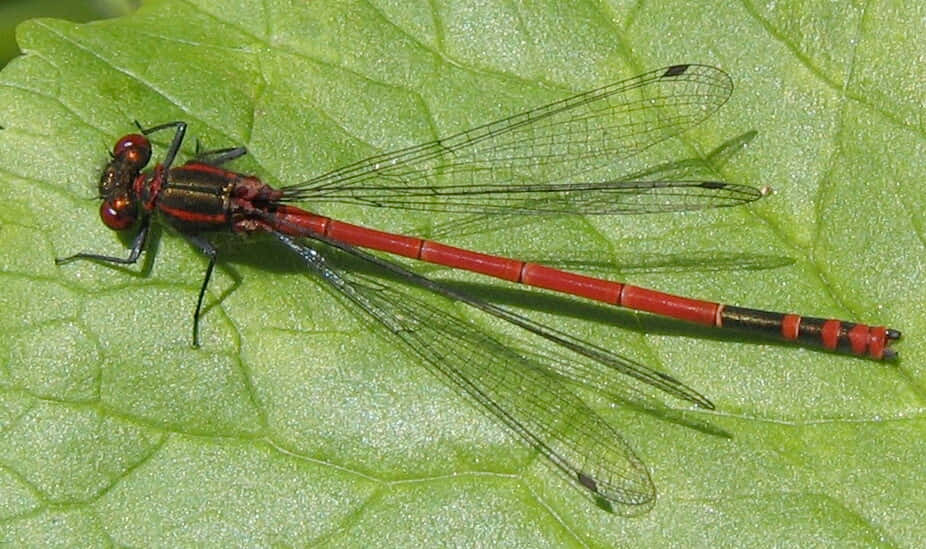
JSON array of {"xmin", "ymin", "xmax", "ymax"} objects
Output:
[{"xmin": 56, "ymin": 64, "xmax": 900, "ymax": 510}]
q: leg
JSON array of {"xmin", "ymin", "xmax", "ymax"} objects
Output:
[
  {"xmin": 55, "ymin": 216, "xmax": 150, "ymax": 266},
  {"xmin": 136, "ymin": 120, "xmax": 247, "ymax": 167},
  {"xmin": 134, "ymin": 120, "xmax": 187, "ymax": 169},
  {"xmin": 193, "ymin": 140, "xmax": 248, "ymax": 166},
  {"xmin": 184, "ymin": 234, "xmax": 218, "ymax": 348}
]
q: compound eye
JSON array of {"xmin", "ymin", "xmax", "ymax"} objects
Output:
[
  {"xmin": 112, "ymin": 134, "xmax": 152, "ymax": 169},
  {"xmin": 99, "ymin": 194, "xmax": 137, "ymax": 230}
]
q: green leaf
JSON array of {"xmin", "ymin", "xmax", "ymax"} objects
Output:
[{"xmin": 0, "ymin": 0, "xmax": 923, "ymax": 546}]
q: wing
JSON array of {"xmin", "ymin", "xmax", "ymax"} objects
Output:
[
  {"xmin": 283, "ymin": 65, "xmax": 751, "ymax": 215},
  {"xmin": 274, "ymin": 231, "xmax": 713, "ymax": 509}
]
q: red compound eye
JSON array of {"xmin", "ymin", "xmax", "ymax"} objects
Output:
[
  {"xmin": 99, "ymin": 194, "xmax": 137, "ymax": 230},
  {"xmin": 112, "ymin": 133, "xmax": 152, "ymax": 169}
]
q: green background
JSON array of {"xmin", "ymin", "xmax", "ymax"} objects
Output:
[
  {"xmin": 0, "ymin": 0, "xmax": 137, "ymax": 67},
  {"xmin": 0, "ymin": 0, "xmax": 923, "ymax": 546}
]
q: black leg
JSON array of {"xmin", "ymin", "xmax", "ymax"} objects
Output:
[
  {"xmin": 134, "ymin": 120, "xmax": 187, "ymax": 169},
  {"xmin": 55, "ymin": 217, "xmax": 151, "ymax": 266},
  {"xmin": 194, "ymin": 144, "xmax": 249, "ymax": 166},
  {"xmin": 184, "ymin": 234, "xmax": 218, "ymax": 348}
]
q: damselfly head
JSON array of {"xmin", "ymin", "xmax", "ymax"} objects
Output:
[
  {"xmin": 96, "ymin": 133, "xmax": 150, "ymax": 230},
  {"xmin": 99, "ymin": 191, "xmax": 137, "ymax": 230},
  {"xmin": 98, "ymin": 133, "xmax": 151, "ymax": 198},
  {"xmin": 112, "ymin": 133, "xmax": 151, "ymax": 168}
]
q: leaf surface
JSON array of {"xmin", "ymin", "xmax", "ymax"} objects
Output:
[{"xmin": 0, "ymin": 1, "xmax": 922, "ymax": 546}]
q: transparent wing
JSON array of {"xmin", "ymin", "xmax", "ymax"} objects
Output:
[
  {"xmin": 294, "ymin": 180, "xmax": 762, "ymax": 215},
  {"xmin": 283, "ymin": 64, "xmax": 752, "ymax": 214},
  {"xmin": 274, "ymin": 231, "xmax": 712, "ymax": 509}
]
